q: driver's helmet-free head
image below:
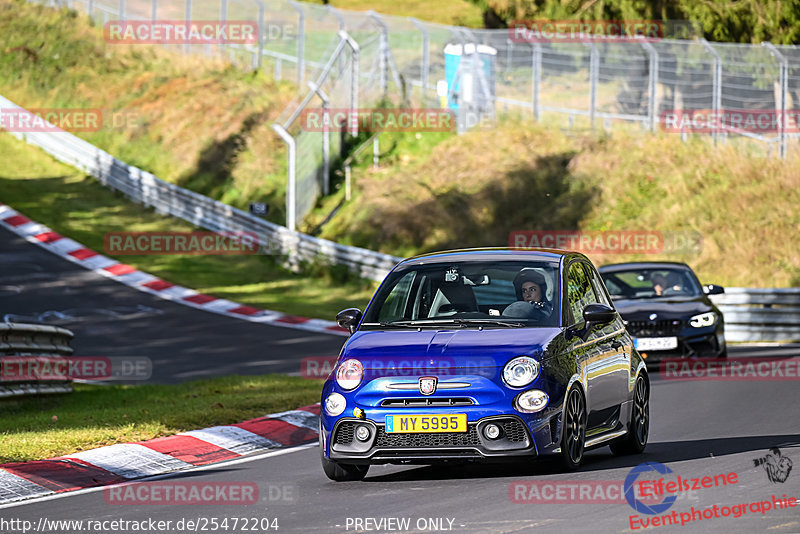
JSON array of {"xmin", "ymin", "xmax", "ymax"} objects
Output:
[{"xmin": 513, "ymin": 268, "xmax": 548, "ymax": 302}]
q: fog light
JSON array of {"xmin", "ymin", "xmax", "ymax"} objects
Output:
[
  {"xmin": 484, "ymin": 423, "xmax": 501, "ymax": 440},
  {"xmin": 356, "ymin": 425, "xmax": 371, "ymax": 442}
]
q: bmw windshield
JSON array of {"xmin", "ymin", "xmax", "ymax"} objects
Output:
[
  {"xmin": 360, "ymin": 260, "xmax": 561, "ymax": 329},
  {"xmin": 602, "ymin": 267, "xmax": 702, "ymax": 299}
]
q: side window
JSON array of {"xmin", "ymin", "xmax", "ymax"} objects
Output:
[
  {"xmin": 566, "ymin": 262, "xmax": 599, "ymax": 326},
  {"xmin": 378, "ymin": 271, "xmax": 416, "ymax": 321},
  {"xmin": 587, "ymin": 264, "xmax": 613, "ymax": 307}
]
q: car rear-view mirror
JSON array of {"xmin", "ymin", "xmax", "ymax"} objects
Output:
[
  {"xmin": 703, "ymin": 284, "xmax": 724, "ymax": 295},
  {"xmin": 336, "ymin": 308, "xmax": 363, "ymax": 335}
]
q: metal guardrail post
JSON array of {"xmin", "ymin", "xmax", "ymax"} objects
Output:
[
  {"xmin": 700, "ymin": 39, "xmax": 721, "ymax": 145},
  {"xmin": 219, "ymin": 0, "xmax": 226, "ymax": 55},
  {"xmin": 308, "ymin": 82, "xmax": 331, "ymax": 195},
  {"xmin": 589, "ymin": 43, "xmax": 598, "ymax": 130},
  {"xmin": 410, "ymin": 18, "xmax": 429, "ymax": 106},
  {"xmin": 272, "ymin": 124, "xmax": 296, "ymax": 231},
  {"xmin": 764, "ymin": 42, "xmax": 788, "ymax": 159},
  {"xmin": 328, "ymin": 5, "xmax": 346, "ymax": 73},
  {"xmin": 642, "ymin": 42, "xmax": 659, "ymax": 132},
  {"xmin": 531, "ymin": 43, "xmax": 541, "ymax": 122},
  {"xmin": 289, "ymin": 1, "xmax": 305, "ymax": 85}
]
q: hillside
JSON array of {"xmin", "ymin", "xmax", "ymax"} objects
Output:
[{"xmin": 318, "ymin": 121, "xmax": 800, "ymax": 287}]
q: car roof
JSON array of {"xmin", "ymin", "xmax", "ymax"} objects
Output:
[
  {"xmin": 597, "ymin": 261, "xmax": 692, "ymax": 273},
  {"xmin": 399, "ymin": 247, "xmax": 584, "ymax": 267}
]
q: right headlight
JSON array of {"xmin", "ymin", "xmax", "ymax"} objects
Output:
[
  {"xmin": 335, "ymin": 359, "xmax": 364, "ymax": 390},
  {"xmin": 503, "ymin": 356, "xmax": 539, "ymax": 388},
  {"xmin": 325, "ymin": 393, "xmax": 346, "ymax": 416}
]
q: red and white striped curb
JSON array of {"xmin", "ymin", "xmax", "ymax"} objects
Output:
[
  {"xmin": 0, "ymin": 404, "xmax": 320, "ymax": 505},
  {"xmin": 0, "ymin": 203, "xmax": 348, "ymax": 336}
]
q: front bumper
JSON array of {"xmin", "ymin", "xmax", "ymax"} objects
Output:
[
  {"xmin": 633, "ymin": 327, "xmax": 726, "ymax": 362},
  {"xmin": 325, "ymin": 414, "xmax": 556, "ymax": 465}
]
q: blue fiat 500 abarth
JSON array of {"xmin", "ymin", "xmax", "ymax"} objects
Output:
[{"xmin": 320, "ymin": 248, "xmax": 649, "ymax": 481}]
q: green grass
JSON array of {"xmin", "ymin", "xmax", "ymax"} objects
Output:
[
  {"xmin": 0, "ymin": 134, "xmax": 378, "ymax": 319},
  {"xmin": 305, "ymin": 0, "xmax": 485, "ymax": 27},
  {"xmin": 0, "ymin": 375, "xmax": 322, "ymax": 463}
]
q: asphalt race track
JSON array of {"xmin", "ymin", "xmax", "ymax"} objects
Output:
[
  {"xmin": 2, "ymin": 226, "xmax": 800, "ymax": 533},
  {"xmin": 0, "ymin": 226, "xmax": 346, "ymax": 382}
]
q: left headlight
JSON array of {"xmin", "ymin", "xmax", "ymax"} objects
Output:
[
  {"xmin": 689, "ymin": 312, "xmax": 717, "ymax": 328},
  {"xmin": 503, "ymin": 356, "xmax": 539, "ymax": 388},
  {"xmin": 335, "ymin": 359, "xmax": 364, "ymax": 390}
]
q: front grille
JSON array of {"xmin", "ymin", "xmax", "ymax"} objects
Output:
[
  {"xmin": 375, "ymin": 425, "xmax": 481, "ymax": 448},
  {"xmin": 334, "ymin": 422, "xmax": 356, "ymax": 445},
  {"xmin": 502, "ymin": 420, "xmax": 527, "ymax": 443},
  {"xmin": 380, "ymin": 397, "xmax": 474, "ymax": 407},
  {"xmin": 627, "ymin": 319, "xmax": 683, "ymax": 337}
]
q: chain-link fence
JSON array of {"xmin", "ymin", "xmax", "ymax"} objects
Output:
[{"xmin": 29, "ymin": 0, "xmax": 800, "ymax": 227}]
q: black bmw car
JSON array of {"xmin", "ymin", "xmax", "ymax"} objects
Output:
[{"xmin": 598, "ymin": 262, "xmax": 726, "ymax": 362}]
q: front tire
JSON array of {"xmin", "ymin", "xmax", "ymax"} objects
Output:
[
  {"xmin": 560, "ymin": 387, "xmax": 587, "ymax": 470},
  {"xmin": 610, "ymin": 374, "xmax": 649, "ymax": 456},
  {"xmin": 321, "ymin": 454, "xmax": 369, "ymax": 481}
]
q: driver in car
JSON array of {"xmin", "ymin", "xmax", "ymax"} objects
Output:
[{"xmin": 503, "ymin": 268, "xmax": 554, "ymax": 319}]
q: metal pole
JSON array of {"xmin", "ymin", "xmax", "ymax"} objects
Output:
[
  {"xmin": 764, "ymin": 42, "xmax": 788, "ymax": 159},
  {"xmin": 339, "ymin": 30, "xmax": 360, "ymax": 137},
  {"xmin": 700, "ymin": 39, "xmax": 721, "ymax": 145},
  {"xmin": 218, "ymin": 0, "xmax": 226, "ymax": 55},
  {"xmin": 184, "ymin": 0, "xmax": 191, "ymax": 55},
  {"xmin": 368, "ymin": 11, "xmax": 389, "ymax": 98},
  {"xmin": 327, "ymin": 6, "xmax": 346, "ymax": 74},
  {"xmin": 289, "ymin": 1, "xmax": 305, "ymax": 85},
  {"xmin": 272, "ymin": 124, "xmax": 296, "ymax": 231},
  {"xmin": 119, "ymin": 0, "xmax": 125, "ymax": 22},
  {"xmin": 308, "ymin": 82, "xmax": 331, "ymax": 195},
  {"xmin": 589, "ymin": 43, "xmax": 598, "ymax": 130},
  {"xmin": 256, "ymin": 0, "xmax": 264, "ymax": 69},
  {"xmin": 373, "ymin": 137, "xmax": 379, "ymax": 168},
  {"xmin": 410, "ymin": 18, "xmax": 429, "ymax": 106},
  {"xmin": 642, "ymin": 42, "xmax": 659, "ymax": 132},
  {"xmin": 532, "ymin": 43, "xmax": 541, "ymax": 122},
  {"xmin": 88, "ymin": 0, "xmax": 94, "ymax": 21}
]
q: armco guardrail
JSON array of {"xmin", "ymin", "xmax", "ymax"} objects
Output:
[
  {"xmin": 710, "ymin": 288, "xmax": 800, "ymax": 342},
  {"xmin": 0, "ymin": 322, "xmax": 75, "ymax": 397},
  {"xmin": 0, "ymin": 95, "xmax": 401, "ymax": 282}
]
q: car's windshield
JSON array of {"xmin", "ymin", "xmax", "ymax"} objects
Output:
[
  {"xmin": 361, "ymin": 260, "xmax": 560, "ymax": 329},
  {"xmin": 601, "ymin": 267, "xmax": 701, "ymax": 299}
]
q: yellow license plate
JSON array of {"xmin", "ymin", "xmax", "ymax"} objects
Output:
[{"xmin": 385, "ymin": 414, "xmax": 467, "ymax": 433}]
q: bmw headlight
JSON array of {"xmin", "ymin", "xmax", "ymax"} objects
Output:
[
  {"xmin": 503, "ymin": 356, "xmax": 539, "ymax": 388},
  {"xmin": 689, "ymin": 312, "xmax": 717, "ymax": 328},
  {"xmin": 325, "ymin": 393, "xmax": 346, "ymax": 416},
  {"xmin": 335, "ymin": 359, "xmax": 364, "ymax": 390}
]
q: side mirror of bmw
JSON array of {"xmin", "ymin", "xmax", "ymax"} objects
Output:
[
  {"xmin": 582, "ymin": 303, "xmax": 616, "ymax": 325},
  {"xmin": 336, "ymin": 308, "xmax": 362, "ymax": 334},
  {"xmin": 703, "ymin": 284, "xmax": 725, "ymax": 295}
]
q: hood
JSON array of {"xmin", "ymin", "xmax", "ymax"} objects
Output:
[
  {"xmin": 612, "ymin": 295, "xmax": 714, "ymax": 320},
  {"xmin": 342, "ymin": 328, "xmax": 560, "ymax": 371}
]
